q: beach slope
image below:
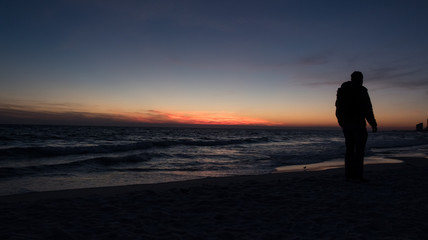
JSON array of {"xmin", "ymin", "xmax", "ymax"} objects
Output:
[{"xmin": 1, "ymin": 157, "xmax": 427, "ymax": 239}]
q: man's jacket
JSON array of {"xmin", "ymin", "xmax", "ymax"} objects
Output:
[{"xmin": 335, "ymin": 81, "xmax": 377, "ymax": 128}]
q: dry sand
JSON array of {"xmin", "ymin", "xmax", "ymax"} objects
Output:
[{"xmin": 1, "ymin": 156, "xmax": 427, "ymax": 239}]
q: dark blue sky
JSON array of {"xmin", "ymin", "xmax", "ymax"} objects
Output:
[{"xmin": 1, "ymin": 0, "xmax": 427, "ymax": 128}]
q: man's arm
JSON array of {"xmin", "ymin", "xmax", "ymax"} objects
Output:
[
  {"xmin": 362, "ymin": 89, "xmax": 377, "ymax": 132},
  {"xmin": 335, "ymin": 88, "xmax": 345, "ymax": 127}
]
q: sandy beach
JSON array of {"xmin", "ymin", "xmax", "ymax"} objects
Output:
[{"xmin": 1, "ymin": 156, "xmax": 427, "ymax": 239}]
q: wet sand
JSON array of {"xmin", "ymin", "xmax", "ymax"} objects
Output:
[{"xmin": 1, "ymin": 156, "xmax": 427, "ymax": 239}]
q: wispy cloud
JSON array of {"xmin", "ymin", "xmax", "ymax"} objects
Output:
[
  {"xmin": 0, "ymin": 107, "xmax": 128, "ymax": 126},
  {"xmin": 130, "ymin": 110, "xmax": 281, "ymax": 126},
  {"xmin": 0, "ymin": 103, "xmax": 282, "ymax": 126},
  {"xmin": 300, "ymin": 63, "xmax": 428, "ymax": 89},
  {"xmin": 369, "ymin": 66, "xmax": 421, "ymax": 81},
  {"xmin": 295, "ymin": 52, "xmax": 332, "ymax": 66},
  {"xmin": 367, "ymin": 66, "xmax": 428, "ymax": 89}
]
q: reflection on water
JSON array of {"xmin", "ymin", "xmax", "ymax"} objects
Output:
[{"xmin": 275, "ymin": 157, "xmax": 403, "ymax": 173}]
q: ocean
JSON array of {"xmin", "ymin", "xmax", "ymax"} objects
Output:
[{"xmin": 1, "ymin": 125, "xmax": 428, "ymax": 196}]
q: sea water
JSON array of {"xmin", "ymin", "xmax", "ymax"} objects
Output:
[{"xmin": 1, "ymin": 125, "xmax": 428, "ymax": 195}]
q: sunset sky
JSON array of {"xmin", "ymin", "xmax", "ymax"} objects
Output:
[{"xmin": 1, "ymin": 0, "xmax": 427, "ymax": 129}]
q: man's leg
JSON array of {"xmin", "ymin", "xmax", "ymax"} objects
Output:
[
  {"xmin": 343, "ymin": 127, "xmax": 356, "ymax": 179},
  {"xmin": 354, "ymin": 127, "xmax": 368, "ymax": 179}
]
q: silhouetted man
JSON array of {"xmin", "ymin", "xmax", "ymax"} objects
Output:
[{"xmin": 336, "ymin": 71, "xmax": 377, "ymax": 181}]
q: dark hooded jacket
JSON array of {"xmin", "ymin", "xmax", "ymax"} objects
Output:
[{"xmin": 335, "ymin": 81, "xmax": 377, "ymax": 128}]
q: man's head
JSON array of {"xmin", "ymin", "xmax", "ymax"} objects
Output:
[{"xmin": 351, "ymin": 71, "xmax": 363, "ymax": 86}]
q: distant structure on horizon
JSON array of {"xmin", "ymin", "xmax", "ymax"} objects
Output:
[{"xmin": 416, "ymin": 118, "xmax": 428, "ymax": 131}]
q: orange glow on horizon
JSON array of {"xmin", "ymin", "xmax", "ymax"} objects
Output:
[
  {"xmin": 0, "ymin": 101, "xmax": 422, "ymax": 130},
  {"xmin": 128, "ymin": 110, "xmax": 284, "ymax": 126}
]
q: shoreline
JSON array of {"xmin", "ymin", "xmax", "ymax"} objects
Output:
[
  {"xmin": 274, "ymin": 156, "xmax": 403, "ymax": 172},
  {"xmin": 1, "ymin": 156, "xmax": 427, "ymax": 239},
  {"xmin": 0, "ymin": 156, "xmax": 414, "ymax": 202},
  {"xmin": 0, "ymin": 156, "xmax": 405, "ymax": 201}
]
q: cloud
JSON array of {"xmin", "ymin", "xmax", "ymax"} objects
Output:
[
  {"xmin": 131, "ymin": 110, "xmax": 281, "ymax": 126},
  {"xmin": 0, "ymin": 104, "xmax": 282, "ymax": 127},
  {"xmin": 299, "ymin": 63, "xmax": 428, "ymax": 89},
  {"xmin": 0, "ymin": 105, "xmax": 130, "ymax": 126},
  {"xmin": 295, "ymin": 52, "xmax": 332, "ymax": 66},
  {"xmin": 369, "ymin": 67, "xmax": 420, "ymax": 81},
  {"xmin": 367, "ymin": 66, "xmax": 428, "ymax": 89}
]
